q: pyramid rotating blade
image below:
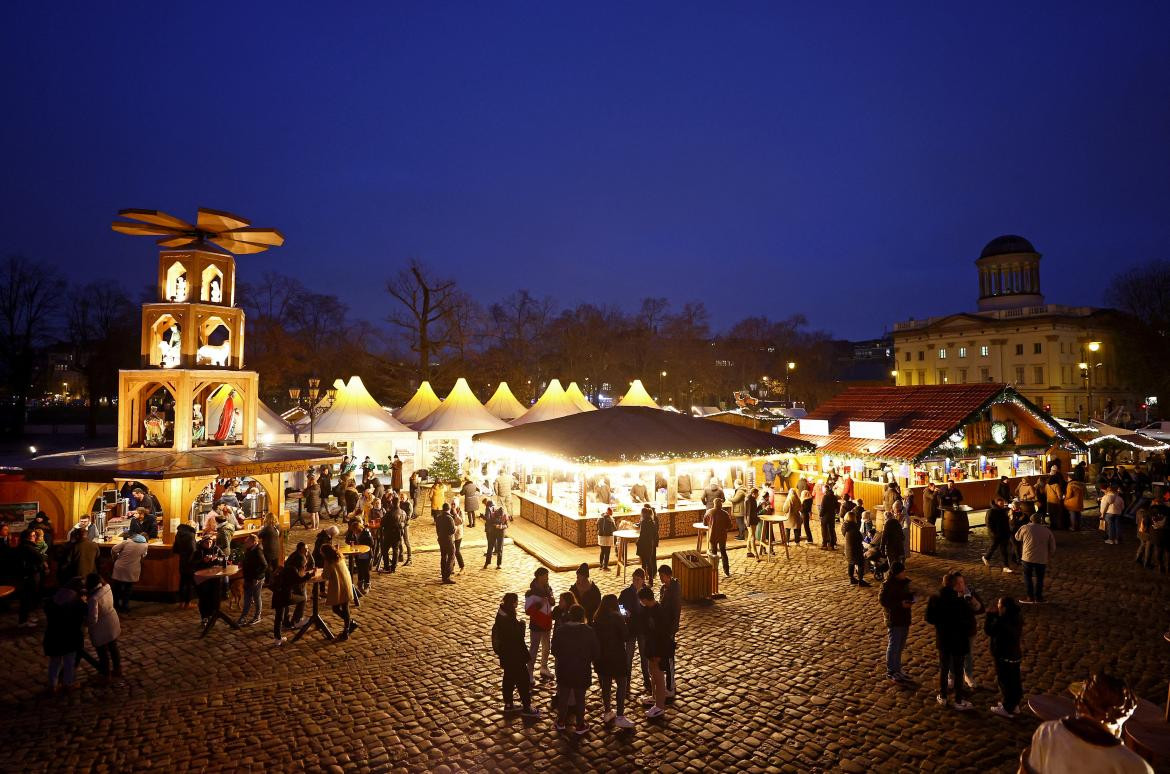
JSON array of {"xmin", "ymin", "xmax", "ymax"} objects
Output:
[
  {"xmin": 156, "ymin": 235, "xmax": 197, "ymax": 248},
  {"xmin": 210, "ymin": 236, "xmax": 270, "ymax": 254},
  {"xmin": 197, "ymin": 207, "xmax": 250, "ymax": 232},
  {"xmin": 219, "ymin": 227, "xmax": 285, "ymax": 247},
  {"xmin": 111, "ymin": 221, "xmax": 187, "ymax": 236},
  {"xmin": 117, "ymin": 209, "xmax": 194, "ymax": 230}
]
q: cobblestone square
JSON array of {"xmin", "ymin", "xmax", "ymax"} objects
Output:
[{"xmin": 1, "ymin": 519, "xmax": 1167, "ymax": 773}]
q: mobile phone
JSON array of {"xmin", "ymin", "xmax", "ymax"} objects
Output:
[{"xmin": 619, "ymin": 604, "xmax": 627, "ymax": 616}]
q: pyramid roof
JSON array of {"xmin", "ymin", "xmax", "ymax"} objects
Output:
[
  {"xmin": 564, "ymin": 382, "xmax": 597, "ymax": 412},
  {"xmin": 484, "ymin": 381, "xmax": 528, "ymax": 421},
  {"xmin": 617, "ymin": 379, "xmax": 660, "ymax": 409},
  {"xmin": 413, "ymin": 378, "xmax": 511, "ymax": 433},
  {"xmin": 257, "ymin": 400, "xmax": 296, "ymax": 441},
  {"xmin": 394, "ymin": 381, "xmax": 442, "ymax": 426},
  {"xmin": 512, "ymin": 379, "xmax": 582, "ymax": 425},
  {"xmin": 312, "ymin": 375, "xmax": 416, "ymax": 436}
]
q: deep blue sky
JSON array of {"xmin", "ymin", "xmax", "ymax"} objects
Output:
[{"xmin": 3, "ymin": 2, "xmax": 1168, "ymax": 340}]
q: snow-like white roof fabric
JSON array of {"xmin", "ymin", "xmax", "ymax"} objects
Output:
[
  {"xmin": 512, "ymin": 379, "xmax": 581, "ymax": 425},
  {"xmin": 617, "ymin": 379, "xmax": 660, "ymax": 409},
  {"xmin": 313, "ymin": 375, "xmax": 416, "ymax": 435},
  {"xmin": 257, "ymin": 400, "xmax": 296, "ymax": 440},
  {"xmin": 484, "ymin": 381, "xmax": 528, "ymax": 421},
  {"xmin": 394, "ymin": 381, "xmax": 442, "ymax": 426},
  {"xmin": 564, "ymin": 382, "xmax": 597, "ymax": 412},
  {"xmin": 413, "ymin": 378, "xmax": 510, "ymax": 433}
]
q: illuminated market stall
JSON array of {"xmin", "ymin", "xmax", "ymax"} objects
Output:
[
  {"xmin": 393, "ymin": 381, "xmax": 443, "ymax": 426},
  {"xmin": 511, "ymin": 379, "xmax": 583, "ymax": 425},
  {"xmin": 564, "ymin": 381, "xmax": 597, "ymax": 412},
  {"xmin": 778, "ymin": 384, "xmax": 1088, "ymax": 512},
  {"xmin": 414, "ymin": 378, "xmax": 510, "ymax": 467},
  {"xmin": 306, "ymin": 375, "xmax": 419, "ymax": 472},
  {"xmin": 483, "ymin": 381, "xmax": 528, "ymax": 422},
  {"xmin": 473, "ymin": 406, "xmax": 811, "ymax": 547}
]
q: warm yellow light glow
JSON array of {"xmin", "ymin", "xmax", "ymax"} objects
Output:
[
  {"xmin": 29, "ymin": 446, "xmax": 37, "ymax": 454},
  {"xmin": 890, "ymin": 370, "xmax": 898, "ymax": 377},
  {"xmin": 661, "ymin": 370, "xmax": 667, "ymax": 377},
  {"xmin": 1088, "ymin": 341, "xmax": 1101, "ymax": 352},
  {"xmin": 1078, "ymin": 362, "xmax": 1089, "ymax": 370},
  {"xmin": 787, "ymin": 362, "xmax": 796, "ymax": 371}
]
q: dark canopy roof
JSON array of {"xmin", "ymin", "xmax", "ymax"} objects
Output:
[
  {"xmin": 473, "ymin": 406, "xmax": 812, "ymax": 464},
  {"xmin": 2, "ymin": 444, "xmax": 341, "ymax": 483}
]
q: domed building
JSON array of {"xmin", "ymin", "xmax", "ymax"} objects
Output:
[{"xmin": 891, "ymin": 236, "xmax": 1135, "ymax": 421}]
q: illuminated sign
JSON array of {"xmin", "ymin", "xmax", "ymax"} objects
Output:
[
  {"xmin": 849, "ymin": 421, "xmax": 886, "ymax": 440},
  {"xmin": 799, "ymin": 419, "xmax": 830, "ymax": 435}
]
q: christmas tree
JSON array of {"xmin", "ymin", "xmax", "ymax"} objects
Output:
[{"xmin": 428, "ymin": 444, "xmax": 460, "ymax": 483}]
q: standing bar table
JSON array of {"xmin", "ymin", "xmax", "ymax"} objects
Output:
[
  {"xmin": 292, "ymin": 569, "xmax": 333, "ymax": 643},
  {"xmin": 613, "ymin": 529, "xmax": 640, "ymax": 583},
  {"xmin": 339, "ymin": 544, "xmax": 370, "ymax": 605},
  {"xmin": 194, "ymin": 565, "xmax": 240, "ymax": 637}
]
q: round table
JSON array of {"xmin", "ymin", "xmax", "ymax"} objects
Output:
[
  {"xmin": 692, "ymin": 522, "xmax": 708, "ymax": 553},
  {"xmin": 1027, "ymin": 694, "xmax": 1075, "ymax": 721},
  {"xmin": 1124, "ymin": 720, "xmax": 1170, "ymax": 767},
  {"xmin": 194, "ymin": 565, "xmax": 240, "ymax": 637},
  {"xmin": 759, "ymin": 515, "xmax": 790, "ymax": 559},
  {"xmin": 292, "ymin": 569, "xmax": 335, "ymax": 643},
  {"xmin": 613, "ymin": 529, "xmax": 640, "ymax": 582}
]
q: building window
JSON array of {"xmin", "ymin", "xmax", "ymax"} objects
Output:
[
  {"xmin": 958, "ymin": 346, "xmax": 968, "ymax": 358},
  {"xmin": 938, "ymin": 348, "xmax": 947, "ymax": 359},
  {"xmin": 917, "ymin": 370, "xmax": 926, "ymax": 385},
  {"xmin": 980, "ymin": 345, "xmax": 989, "ymax": 357},
  {"xmin": 980, "ymin": 366, "xmax": 991, "ymax": 382},
  {"xmin": 937, "ymin": 369, "xmax": 948, "ymax": 384},
  {"xmin": 918, "ymin": 351, "xmax": 925, "ymax": 361},
  {"xmin": 1015, "ymin": 344, "xmax": 1024, "ymax": 356},
  {"xmin": 1015, "ymin": 366, "xmax": 1025, "ymax": 384},
  {"xmin": 904, "ymin": 351, "xmax": 911, "ymax": 362},
  {"xmin": 959, "ymin": 368, "xmax": 968, "ymax": 384},
  {"xmin": 1034, "ymin": 366, "xmax": 1044, "ymax": 384},
  {"xmin": 1033, "ymin": 342, "xmax": 1042, "ymax": 355}
]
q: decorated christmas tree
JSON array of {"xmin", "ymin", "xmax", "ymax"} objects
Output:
[{"xmin": 429, "ymin": 445, "xmax": 460, "ymax": 483}]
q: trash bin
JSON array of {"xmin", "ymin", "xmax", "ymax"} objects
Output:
[
  {"xmin": 671, "ymin": 551, "xmax": 713, "ymax": 601},
  {"xmin": 910, "ymin": 518, "xmax": 936, "ymax": 555}
]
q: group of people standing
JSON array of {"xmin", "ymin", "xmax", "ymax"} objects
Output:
[{"xmin": 493, "ymin": 562, "xmax": 681, "ymax": 734}]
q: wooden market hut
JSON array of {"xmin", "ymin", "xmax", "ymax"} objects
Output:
[
  {"xmin": 778, "ymin": 384, "xmax": 1088, "ymax": 513},
  {"xmin": 473, "ymin": 406, "xmax": 811, "ymax": 546}
]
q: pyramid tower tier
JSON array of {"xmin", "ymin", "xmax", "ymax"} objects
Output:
[
  {"xmin": 118, "ymin": 369, "xmax": 259, "ymax": 452},
  {"xmin": 141, "ymin": 303, "xmax": 245, "ymax": 369}
]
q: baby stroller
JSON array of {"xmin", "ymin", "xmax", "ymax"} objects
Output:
[{"xmin": 864, "ymin": 535, "xmax": 889, "ymax": 582}]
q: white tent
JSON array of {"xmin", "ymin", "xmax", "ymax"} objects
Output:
[
  {"xmin": 257, "ymin": 400, "xmax": 297, "ymax": 443},
  {"xmin": 484, "ymin": 381, "xmax": 528, "ymax": 421},
  {"xmin": 512, "ymin": 379, "xmax": 582, "ymax": 425},
  {"xmin": 394, "ymin": 381, "xmax": 442, "ymax": 427},
  {"xmin": 564, "ymin": 381, "xmax": 597, "ymax": 412},
  {"xmin": 413, "ymin": 377, "xmax": 510, "ymax": 466},
  {"xmin": 310, "ymin": 376, "xmax": 419, "ymax": 473},
  {"xmin": 616, "ymin": 379, "xmax": 660, "ymax": 409}
]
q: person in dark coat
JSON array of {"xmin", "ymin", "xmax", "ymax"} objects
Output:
[
  {"xmin": 704, "ymin": 500, "xmax": 733, "ymax": 577},
  {"xmin": 492, "ymin": 593, "xmax": 540, "ymax": 716},
  {"xmin": 389, "ymin": 455, "xmax": 403, "ymax": 493},
  {"xmin": 551, "ymin": 604, "xmax": 600, "ymax": 733},
  {"xmin": 303, "ymin": 474, "xmax": 323, "ymax": 530},
  {"xmin": 636, "ymin": 505, "xmax": 659, "ymax": 586},
  {"xmin": 172, "ymin": 522, "xmax": 198, "ymax": 609},
  {"xmin": 236, "ymin": 535, "xmax": 268, "ymax": 627},
  {"xmin": 593, "ymin": 595, "xmax": 634, "ymax": 728},
  {"xmin": 657, "ymin": 565, "xmax": 681, "ymax": 698},
  {"xmin": 344, "ymin": 518, "xmax": 374, "ymax": 591},
  {"xmin": 982, "ymin": 498, "xmax": 1014, "ymax": 571},
  {"xmin": 995, "ymin": 476, "xmax": 1013, "ymax": 506},
  {"xmin": 258, "ymin": 513, "xmax": 282, "ymax": 583},
  {"xmin": 925, "ymin": 570, "xmax": 977, "ymax": 709},
  {"xmin": 433, "ymin": 505, "xmax": 456, "ymax": 584},
  {"xmin": 378, "ymin": 497, "xmax": 403, "ymax": 573},
  {"xmin": 985, "ymin": 596, "xmax": 1024, "ymax": 717},
  {"xmin": 44, "ymin": 579, "xmax": 86, "ymax": 692},
  {"xmin": 820, "ymin": 487, "xmax": 840, "ymax": 550},
  {"xmin": 619, "ymin": 568, "xmax": 651, "ymax": 699},
  {"xmin": 878, "ymin": 508, "xmax": 906, "ymax": 566},
  {"xmin": 638, "ymin": 587, "xmax": 672, "ymax": 718},
  {"xmin": 922, "ymin": 482, "xmax": 940, "ymax": 525},
  {"xmin": 569, "ymin": 563, "xmax": 602, "ymax": 623},
  {"xmin": 271, "ymin": 547, "xmax": 313, "ymax": 644},
  {"xmin": 843, "ymin": 511, "xmax": 868, "ymax": 586}
]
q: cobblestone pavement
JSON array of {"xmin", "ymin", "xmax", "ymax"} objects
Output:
[{"xmin": 1, "ymin": 518, "xmax": 1168, "ymax": 773}]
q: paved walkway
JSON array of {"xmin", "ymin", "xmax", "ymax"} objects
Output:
[{"xmin": 0, "ymin": 517, "xmax": 1165, "ymax": 773}]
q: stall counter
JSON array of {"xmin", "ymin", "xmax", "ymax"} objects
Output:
[{"xmin": 515, "ymin": 491, "xmax": 706, "ymax": 547}]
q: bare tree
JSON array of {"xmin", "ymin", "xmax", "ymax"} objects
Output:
[
  {"xmin": 66, "ymin": 280, "xmax": 136, "ymax": 436},
  {"xmin": 0, "ymin": 255, "xmax": 66, "ymax": 437},
  {"xmin": 386, "ymin": 260, "xmax": 457, "ymax": 380}
]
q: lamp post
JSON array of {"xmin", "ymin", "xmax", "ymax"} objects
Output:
[
  {"xmin": 890, "ymin": 369, "xmax": 899, "ymax": 385},
  {"xmin": 659, "ymin": 370, "xmax": 667, "ymax": 402},
  {"xmin": 288, "ymin": 378, "xmax": 336, "ymax": 444},
  {"xmin": 1080, "ymin": 341, "xmax": 1102, "ymax": 421},
  {"xmin": 786, "ymin": 361, "xmax": 796, "ymax": 405}
]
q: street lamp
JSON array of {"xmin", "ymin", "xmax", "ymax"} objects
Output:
[
  {"xmin": 288, "ymin": 377, "xmax": 335, "ymax": 444},
  {"xmin": 659, "ymin": 370, "xmax": 667, "ymax": 401},
  {"xmin": 890, "ymin": 369, "xmax": 898, "ymax": 384},
  {"xmin": 786, "ymin": 361, "xmax": 796, "ymax": 405},
  {"xmin": 1081, "ymin": 341, "xmax": 1103, "ymax": 420}
]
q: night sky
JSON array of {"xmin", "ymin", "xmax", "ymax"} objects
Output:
[{"xmin": 3, "ymin": 2, "xmax": 1168, "ymax": 340}]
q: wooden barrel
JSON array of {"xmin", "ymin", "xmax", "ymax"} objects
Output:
[{"xmin": 942, "ymin": 508, "xmax": 969, "ymax": 543}]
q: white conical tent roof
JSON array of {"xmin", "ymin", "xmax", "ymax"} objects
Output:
[
  {"xmin": 565, "ymin": 381, "xmax": 597, "ymax": 412},
  {"xmin": 394, "ymin": 381, "xmax": 442, "ymax": 426},
  {"xmin": 413, "ymin": 378, "xmax": 510, "ymax": 432},
  {"xmin": 512, "ymin": 379, "xmax": 581, "ymax": 425},
  {"xmin": 257, "ymin": 400, "xmax": 296, "ymax": 441},
  {"xmin": 617, "ymin": 379, "xmax": 660, "ymax": 409},
  {"xmin": 312, "ymin": 375, "xmax": 416, "ymax": 434},
  {"xmin": 484, "ymin": 381, "xmax": 527, "ymax": 421}
]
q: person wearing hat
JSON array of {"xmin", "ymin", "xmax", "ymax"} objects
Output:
[
  {"xmin": 110, "ymin": 533, "xmax": 150, "ymax": 613},
  {"xmin": 569, "ymin": 563, "xmax": 602, "ymax": 624},
  {"xmin": 1025, "ymin": 671, "xmax": 1153, "ymax": 772},
  {"xmin": 879, "ymin": 561, "xmax": 915, "ymax": 682}
]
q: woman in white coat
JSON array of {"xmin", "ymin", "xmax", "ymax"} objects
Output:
[
  {"xmin": 85, "ymin": 573, "xmax": 121, "ymax": 680},
  {"xmin": 111, "ymin": 533, "xmax": 150, "ymax": 613}
]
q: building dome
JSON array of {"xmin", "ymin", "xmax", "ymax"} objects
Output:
[{"xmin": 980, "ymin": 235, "xmax": 1036, "ymax": 259}]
